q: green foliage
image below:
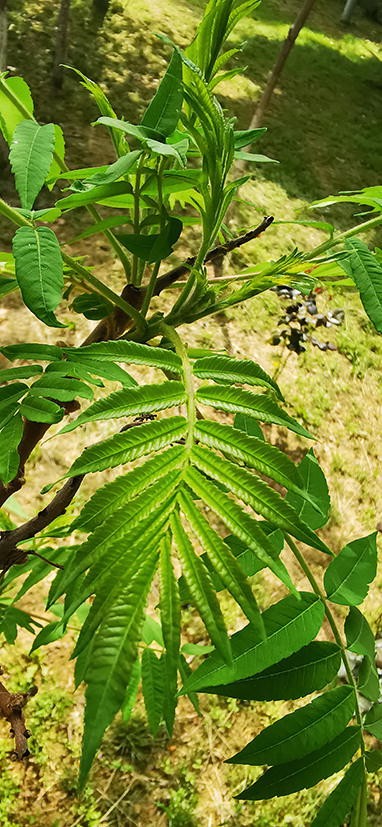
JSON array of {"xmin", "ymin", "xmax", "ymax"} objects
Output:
[{"xmin": 0, "ymin": 1, "xmax": 381, "ymax": 823}]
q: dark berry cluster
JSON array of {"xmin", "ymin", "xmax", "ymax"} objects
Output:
[{"xmin": 270, "ymin": 286, "xmax": 345, "ymax": 355}]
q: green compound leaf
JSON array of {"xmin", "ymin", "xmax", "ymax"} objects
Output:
[
  {"xmin": 203, "ymin": 641, "xmax": 342, "ymax": 701},
  {"xmin": 228, "ymin": 686, "xmax": 355, "ymax": 766},
  {"xmin": 236, "ymin": 727, "xmax": 361, "ymax": 800},
  {"xmin": 311, "ymin": 759, "xmax": 364, "ymax": 827},
  {"xmin": 324, "ymin": 532, "xmax": 378, "ymax": 606},
  {"xmin": 12, "ymin": 226, "xmax": 64, "ymax": 327},
  {"xmin": 182, "ymin": 592, "xmax": 325, "ymax": 693},
  {"xmin": 10, "ymin": 120, "xmax": 55, "ymax": 209}
]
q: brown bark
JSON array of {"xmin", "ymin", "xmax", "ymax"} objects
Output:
[
  {"xmin": 250, "ymin": 0, "xmax": 318, "ymax": 128},
  {"xmin": 0, "ymin": 0, "xmax": 7, "ymax": 72},
  {"xmin": 52, "ymin": 0, "xmax": 71, "ymax": 89},
  {"xmin": 0, "ymin": 673, "xmax": 37, "ymax": 760}
]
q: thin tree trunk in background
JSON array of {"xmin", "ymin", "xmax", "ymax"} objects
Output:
[
  {"xmin": 52, "ymin": 0, "xmax": 71, "ymax": 89},
  {"xmin": 249, "ymin": 0, "xmax": 318, "ymax": 128},
  {"xmin": 92, "ymin": 0, "xmax": 110, "ymax": 17},
  {"xmin": 0, "ymin": 0, "xmax": 7, "ymax": 72},
  {"xmin": 341, "ymin": 0, "xmax": 358, "ymax": 22}
]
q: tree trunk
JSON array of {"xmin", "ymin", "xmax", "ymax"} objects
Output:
[
  {"xmin": 341, "ymin": 0, "xmax": 359, "ymax": 23},
  {"xmin": 249, "ymin": 0, "xmax": 318, "ymax": 128},
  {"xmin": 0, "ymin": 0, "xmax": 7, "ymax": 72},
  {"xmin": 52, "ymin": 0, "xmax": 71, "ymax": 89},
  {"xmin": 91, "ymin": 0, "xmax": 110, "ymax": 27}
]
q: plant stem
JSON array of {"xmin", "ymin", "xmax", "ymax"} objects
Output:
[
  {"xmin": 160, "ymin": 323, "xmax": 196, "ymax": 456},
  {"xmin": 285, "ymin": 535, "xmax": 365, "ymax": 737},
  {"xmin": 140, "ymin": 158, "xmax": 166, "ymax": 317},
  {"xmin": 61, "ymin": 252, "xmax": 145, "ymax": 332},
  {"xmin": 286, "ymin": 537, "xmax": 370, "ymax": 825},
  {"xmin": 131, "ymin": 155, "xmax": 145, "ymax": 286},
  {"xmin": 308, "ymin": 214, "xmax": 382, "ymax": 259}
]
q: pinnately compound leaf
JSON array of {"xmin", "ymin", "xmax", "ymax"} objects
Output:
[
  {"xmin": 228, "ymin": 686, "xmax": 355, "ymax": 766},
  {"xmin": 13, "ymin": 226, "xmax": 64, "ymax": 327},
  {"xmin": 10, "ymin": 120, "xmax": 55, "ymax": 209}
]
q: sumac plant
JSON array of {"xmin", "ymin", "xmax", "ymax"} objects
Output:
[{"xmin": 0, "ymin": 1, "xmax": 381, "ymax": 822}]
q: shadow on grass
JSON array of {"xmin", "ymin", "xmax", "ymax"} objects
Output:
[{"xmin": 222, "ymin": 32, "xmax": 382, "ymax": 208}]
